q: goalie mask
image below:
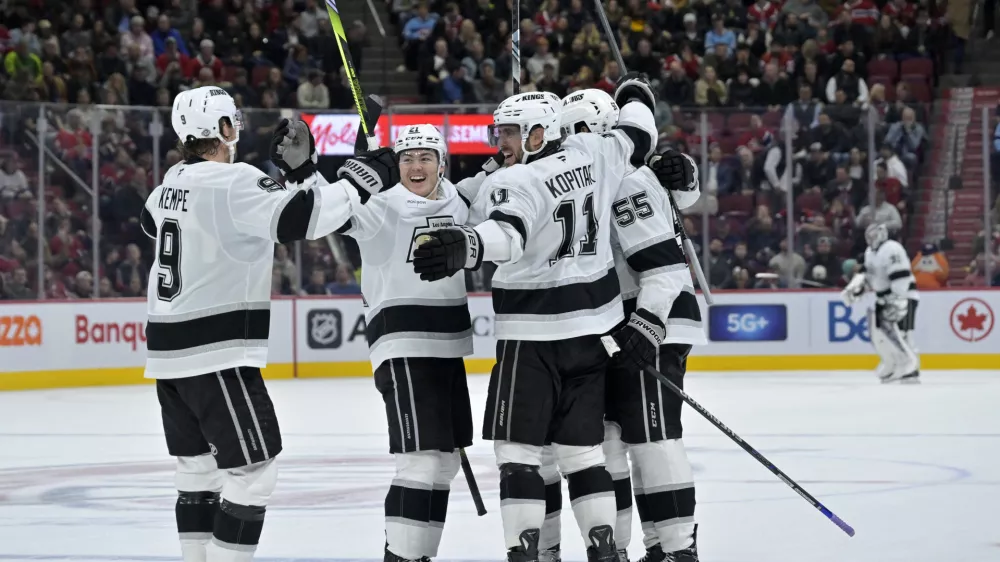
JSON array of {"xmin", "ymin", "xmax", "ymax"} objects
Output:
[{"xmin": 865, "ymin": 223, "xmax": 889, "ymax": 250}]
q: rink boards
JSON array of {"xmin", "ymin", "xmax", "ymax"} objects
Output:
[{"xmin": 0, "ymin": 290, "xmax": 997, "ymax": 390}]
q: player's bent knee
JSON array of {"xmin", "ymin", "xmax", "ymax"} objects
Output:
[
  {"xmin": 494, "ymin": 440, "xmax": 543, "ymax": 467},
  {"xmin": 175, "ymin": 453, "xmax": 222, "ymax": 492},
  {"xmin": 395, "ymin": 450, "xmax": 441, "ymax": 485},
  {"xmin": 629, "ymin": 440, "xmax": 693, "ymax": 484},
  {"xmin": 221, "ymin": 458, "xmax": 277, "ymax": 507},
  {"xmin": 552, "ymin": 443, "xmax": 605, "ymax": 476},
  {"xmin": 434, "ymin": 451, "xmax": 460, "ymax": 485}
]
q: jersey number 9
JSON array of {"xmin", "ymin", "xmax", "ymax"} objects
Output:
[{"xmin": 156, "ymin": 219, "xmax": 183, "ymax": 301}]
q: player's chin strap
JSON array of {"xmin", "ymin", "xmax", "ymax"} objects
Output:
[
  {"xmin": 217, "ymin": 130, "xmax": 240, "ymax": 164},
  {"xmin": 523, "ymin": 139, "xmax": 562, "ymax": 165}
]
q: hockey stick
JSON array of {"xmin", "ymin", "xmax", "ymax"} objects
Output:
[
  {"xmin": 414, "ymin": 234, "xmax": 488, "ymax": 517},
  {"xmin": 324, "ymin": 0, "xmax": 379, "ymax": 151},
  {"xmin": 755, "ymin": 272, "xmax": 829, "ymax": 288},
  {"xmin": 590, "ymin": 0, "xmax": 714, "ymax": 305},
  {"xmin": 599, "ymin": 336, "xmax": 856, "ymax": 537},
  {"xmin": 512, "ymin": 0, "xmax": 521, "ymax": 94}
]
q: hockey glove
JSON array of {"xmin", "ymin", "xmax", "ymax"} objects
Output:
[
  {"xmin": 878, "ymin": 296, "xmax": 909, "ymax": 323},
  {"xmin": 840, "ymin": 273, "xmax": 867, "ymax": 305},
  {"xmin": 613, "ymin": 72, "xmax": 657, "ymax": 113},
  {"xmin": 412, "ymin": 226, "xmax": 483, "ymax": 282},
  {"xmin": 648, "ymin": 149, "xmax": 697, "ymax": 192},
  {"xmin": 336, "ymin": 147, "xmax": 399, "ymax": 204},
  {"xmin": 482, "ymin": 150, "xmax": 504, "ymax": 175},
  {"xmin": 271, "ymin": 119, "xmax": 318, "ymax": 183},
  {"xmin": 610, "ymin": 309, "xmax": 666, "ymax": 372}
]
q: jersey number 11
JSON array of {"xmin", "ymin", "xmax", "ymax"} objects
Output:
[{"xmin": 551, "ymin": 192, "xmax": 597, "ymax": 265}]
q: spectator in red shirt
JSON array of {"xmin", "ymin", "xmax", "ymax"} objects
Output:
[
  {"xmin": 535, "ymin": 0, "xmax": 561, "ymax": 35},
  {"xmin": 748, "ymin": 0, "xmax": 781, "ymax": 30},
  {"xmin": 839, "ymin": 0, "xmax": 880, "ymax": 27},
  {"xmin": 55, "ymin": 109, "xmax": 92, "ymax": 162},
  {"xmin": 737, "ymin": 114, "xmax": 775, "ymax": 152},
  {"xmin": 189, "ymin": 38, "xmax": 223, "ymax": 81},
  {"xmin": 156, "ymin": 36, "xmax": 192, "ymax": 78}
]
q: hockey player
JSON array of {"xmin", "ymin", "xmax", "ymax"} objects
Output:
[
  {"xmin": 411, "ymin": 75, "xmax": 695, "ymax": 562},
  {"xmin": 140, "ymin": 87, "xmax": 397, "ymax": 562},
  {"xmin": 841, "ymin": 223, "xmax": 920, "ymax": 383},
  {"xmin": 270, "ymin": 121, "xmax": 474, "ymax": 562},
  {"xmin": 535, "ymin": 89, "xmax": 706, "ymax": 562}
]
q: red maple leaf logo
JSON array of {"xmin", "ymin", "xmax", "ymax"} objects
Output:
[{"xmin": 958, "ymin": 305, "xmax": 987, "ymax": 331}]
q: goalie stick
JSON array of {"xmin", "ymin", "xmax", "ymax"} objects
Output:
[
  {"xmin": 590, "ymin": 0, "xmax": 714, "ymax": 305},
  {"xmin": 600, "ymin": 335, "xmax": 856, "ymax": 537}
]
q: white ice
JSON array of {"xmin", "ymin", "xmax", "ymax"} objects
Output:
[{"xmin": 0, "ymin": 370, "xmax": 998, "ymax": 562}]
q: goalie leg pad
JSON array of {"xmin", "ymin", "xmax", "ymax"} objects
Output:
[
  {"xmin": 496, "ymin": 441, "xmax": 546, "ymax": 549},
  {"xmin": 603, "ymin": 422, "xmax": 633, "ymax": 549},
  {"xmin": 427, "ymin": 451, "xmax": 460, "ymax": 557},
  {"xmin": 175, "ymin": 455, "xmax": 222, "ymax": 562},
  {"xmin": 553, "ymin": 443, "xmax": 617, "ymax": 548},
  {"xmin": 538, "ymin": 445, "xmax": 562, "ymax": 552},
  {"xmin": 629, "ymin": 440, "xmax": 696, "ymax": 552},
  {"xmin": 207, "ymin": 458, "xmax": 276, "ymax": 562}
]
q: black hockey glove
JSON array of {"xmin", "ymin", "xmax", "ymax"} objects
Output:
[
  {"xmin": 610, "ymin": 308, "xmax": 666, "ymax": 372},
  {"xmin": 648, "ymin": 149, "xmax": 697, "ymax": 192},
  {"xmin": 412, "ymin": 226, "xmax": 484, "ymax": 282},
  {"xmin": 482, "ymin": 150, "xmax": 504, "ymax": 175},
  {"xmin": 336, "ymin": 147, "xmax": 399, "ymax": 204},
  {"xmin": 613, "ymin": 72, "xmax": 657, "ymax": 113},
  {"xmin": 270, "ymin": 118, "xmax": 317, "ymax": 183}
]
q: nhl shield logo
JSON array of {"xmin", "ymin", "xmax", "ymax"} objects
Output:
[
  {"xmin": 490, "ymin": 188, "xmax": 509, "ymax": 206},
  {"xmin": 307, "ymin": 309, "xmax": 343, "ymax": 349}
]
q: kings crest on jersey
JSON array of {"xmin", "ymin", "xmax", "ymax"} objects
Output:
[
  {"xmin": 140, "ymin": 159, "xmax": 297, "ymax": 379},
  {"xmin": 320, "ymin": 175, "xmax": 474, "ymax": 367}
]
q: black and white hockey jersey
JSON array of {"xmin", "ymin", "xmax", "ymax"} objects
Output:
[
  {"xmin": 140, "ymin": 158, "xmax": 347, "ymax": 379},
  {"xmin": 298, "ymin": 173, "xmax": 473, "ymax": 368},
  {"xmin": 612, "ymin": 166, "xmax": 706, "ymax": 346},
  {"xmin": 863, "ymin": 239, "xmax": 919, "ymax": 301},
  {"xmin": 469, "ymin": 101, "xmax": 658, "ymax": 341}
]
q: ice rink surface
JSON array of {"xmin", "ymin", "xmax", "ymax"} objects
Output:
[{"xmin": 0, "ymin": 370, "xmax": 998, "ymax": 562}]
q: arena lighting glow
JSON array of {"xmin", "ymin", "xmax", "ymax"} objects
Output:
[{"xmin": 301, "ymin": 112, "xmax": 497, "ymax": 156}]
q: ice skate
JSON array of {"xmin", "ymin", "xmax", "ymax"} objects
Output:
[
  {"xmin": 586, "ymin": 525, "xmax": 618, "ymax": 562},
  {"xmin": 899, "ymin": 371, "xmax": 921, "ymax": 384},
  {"xmin": 665, "ymin": 525, "xmax": 700, "ymax": 562},
  {"xmin": 637, "ymin": 545, "xmax": 666, "ymax": 562},
  {"xmin": 384, "ymin": 545, "xmax": 429, "ymax": 562},
  {"xmin": 616, "ymin": 548, "xmax": 631, "ymax": 562},
  {"xmin": 538, "ymin": 545, "xmax": 561, "ymax": 562},
  {"xmin": 507, "ymin": 529, "xmax": 540, "ymax": 562}
]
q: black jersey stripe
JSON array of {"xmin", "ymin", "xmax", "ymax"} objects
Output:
[
  {"xmin": 489, "ymin": 210, "xmax": 528, "ymax": 249},
  {"xmin": 615, "ymin": 124, "xmax": 654, "ymax": 169},
  {"xmin": 493, "ymin": 269, "xmax": 620, "ymax": 317},
  {"xmin": 888, "ymin": 270, "xmax": 912, "ymax": 281},
  {"xmin": 625, "ymin": 239, "xmax": 686, "ymax": 273},
  {"xmin": 623, "ymin": 290, "xmax": 701, "ymax": 322},
  {"xmin": 366, "ymin": 303, "xmax": 472, "ymax": 345},
  {"xmin": 146, "ymin": 309, "xmax": 270, "ymax": 352},
  {"xmin": 140, "ymin": 207, "xmax": 157, "ymax": 239}
]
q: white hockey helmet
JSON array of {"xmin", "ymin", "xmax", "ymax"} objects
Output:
[
  {"xmin": 489, "ymin": 91, "xmax": 562, "ymax": 163},
  {"xmin": 395, "ymin": 123, "xmax": 448, "ymax": 196},
  {"xmin": 171, "ymin": 86, "xmax": 243, "ymax": 163},
  {"xmin": 865, "ymin": 223, "xmax": 889, "ymax": 250},
  {"xmin": 560, "ymin": 89, "xmax": 619, "ymax": 137}
]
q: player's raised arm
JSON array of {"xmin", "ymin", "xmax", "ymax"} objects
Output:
[{"xmin": 227, "ymin": 119, "xmax": 399, "ymax": 243}]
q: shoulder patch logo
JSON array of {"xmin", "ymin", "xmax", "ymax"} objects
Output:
[
  {"xmin": 257, "ymin": 176, "xmax": 285, "ymax": 193},
  {"xmin": 490, "ymin": 188, "xmax": 509, "ymax": 206}
]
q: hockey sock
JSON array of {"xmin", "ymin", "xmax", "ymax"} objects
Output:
[
  {"xmin": 206, "ymin": 500, "xmax": 265, "ymax": 562},
  {"xmin": 176, "ymin": 491, "xmax": 219, "ymax": 562},
  {"xmin": 386, "ymin": 452, "xmax": 440, "ymax": 559},
  {"xmin": 566, "ymin": 466, "xmax": 617, "ymax": 546},
  {"xmin": 427, "ymin": 451, "xmax": 461, "ymax": 557},
  {"xmin": 499, "ymin": 463, "xmax": 546, "ymax": 549},
  {"xmin": 602, "ymin": 425, "xmax": 632, "ymax": 550},
  {"xmin": 538, "ymin": 448, "xmax": 562, "ymax": 553},
  {"xmin": 630, "ymin": 440, "xmax": 696, "ymax": 553}
]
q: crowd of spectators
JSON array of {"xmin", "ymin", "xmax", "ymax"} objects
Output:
[
  {"xmin": 393, "ymin": 0, "xmax": 953, "ymax": 288},
  {"xmin": 0, "ymin": 0, "xmax": 369, "ymax": 299},
  {"xmin": 0, "ymin": 0, "xmax": 979, "ymax": 299}
]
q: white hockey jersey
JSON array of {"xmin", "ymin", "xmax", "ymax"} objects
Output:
[
  {"xmin": 140, "ymin": 158, "xmax": 364, "ymax": 379},
  {"xmin": 468, "ymin": 102, "xmax": 658, "ymax": 341},
  {"xmin": 863, "ymin": 239, "xmax": 919, "ymax": 301},
  {"xmin": 612, "ymin": 166, "xmax": 706, "ymax": 346},
  {"xmin": 299, "ymin": 173, "xmax": 473, "ymax": 368}
]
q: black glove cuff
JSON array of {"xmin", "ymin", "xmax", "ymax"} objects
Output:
[
  {"xmin": 283, "ymin": 160, "xmax": 317, "ymax": 184},
  {"xmin": 630, "ymin": 308, "xmax": 666, "ymax": 345}
]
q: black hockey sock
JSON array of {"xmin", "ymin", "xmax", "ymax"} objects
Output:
[
  {"xmin": 540, "ymin": 478, "xmax": 562, "ymax": 550},
  {"xmin": 385, "ymin": 481, "xmax": 433, "ymax": 558},
  {"xmin": 612, "ymin": 473, "xmax": 632, "ymax": 548},
  {"xmin": 212, "ymin": 499, "xmax": 266, "ymax": 553},
  {"xmin": 499, "ymin": 463, "xmax": 546, "ymax": 549},
  {"xmin": 176, "ymin": 491, "xmax": 219, "ymax": 539},
  {"xmin": 566, "ymin": 467, "xmax": 617, "ymax": 544}
]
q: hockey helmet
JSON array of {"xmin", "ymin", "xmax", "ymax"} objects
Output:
[
  {"xmin": 395, "ymin": 123, "xmax": 447, "ymax": 196},
  {"xmin": 489, "ymin": 91, "xmax": 562, "ymax": 163},
  {"xmin": 560, "ymin": 89, "xmax": 619, "ymax": 137},
  {"xmin": 171, "ymin": 86, "xmax": 243, "ymax": 163},
  {"xmin": 865, "ymin": 223, "xmax": 889, "ymax": 250}
]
